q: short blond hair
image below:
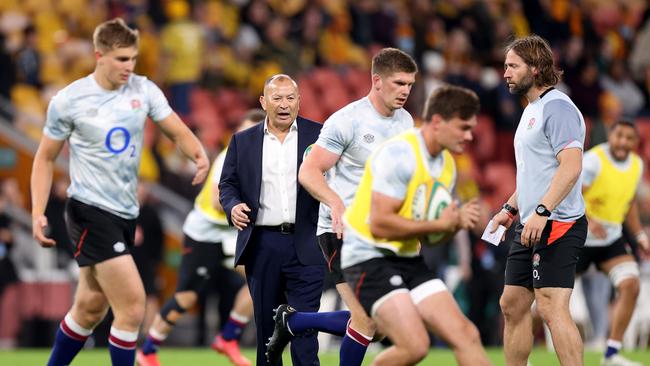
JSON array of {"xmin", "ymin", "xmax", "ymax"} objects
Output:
[{"xmin": 93, "ymin": 18, "xmax": 139, "ymax": 52}]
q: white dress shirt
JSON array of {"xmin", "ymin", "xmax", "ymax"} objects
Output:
[{"xmin": 256, "ymin": 119, "xmax": 298, "ymax": 225}]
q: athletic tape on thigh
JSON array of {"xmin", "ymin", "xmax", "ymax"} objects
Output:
[{"xmin": 608, "ymin": 261, "xmax": 640, "ymax": 287}]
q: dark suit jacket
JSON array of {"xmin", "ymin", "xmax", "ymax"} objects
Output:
[{"xmin": 219, "ymin": 116, "xmax": 325, "ymax": 267}]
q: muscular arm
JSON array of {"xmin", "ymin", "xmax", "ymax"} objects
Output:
[
  {"xmin": 157, "ymin": 112, "xmax": 209, "ymax": 185},
  {"xmin": 30, "ymin": 136, "xmax": 66, "ymax": 246},
  {"xmin": 539, "ymin": 148, "xmax": 582, "ymax": 210},
  {"xmin": 298, "ymin": 145, "xmax": 342, "ymax": 209},
  {"xmin": 369, "ymin": 191, "xmax": 456, "ymax": 241}
]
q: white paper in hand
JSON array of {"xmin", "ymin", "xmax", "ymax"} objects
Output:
[{"xmin": 481, "ymin": 220, "xmax": 506, "ymax": 246}]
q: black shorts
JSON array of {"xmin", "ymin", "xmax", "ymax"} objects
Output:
[
  {"xmin": 65, "ymin": 198, "xmax": 136, "ymax": 267},
  {"xmin": 318, "ymin": 233, "xmax": 346, "ymax": 284},
  {"xmin": 175, "ymin": 235, "xmax": 226, "ymax": 293},
  {"xmin": 344, "ymin": 256, "xmax": 447, "ymax": 316},
  {"xmin": 576, "ymin": 236, "xmax": 632, "ymax": 274},
  {"xmin": 505, "ymin": 215, "xmax": 587, "ymax": 289}
]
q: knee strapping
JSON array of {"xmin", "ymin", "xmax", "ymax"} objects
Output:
[
  {"xmin": 608, "ymin": 261, "xmax": 640, "ymax": 287},
  {"xmin": 160, "ymin": 297, "xmax": 186, "ymax": 325}
]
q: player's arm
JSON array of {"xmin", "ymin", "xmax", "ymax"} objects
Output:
[
  {"xmin": 157, "ymin": 112, "xmax": 209, "ymax": 185},
  {"xmin": 298, "ymin": 145, "xmax": 344, "ymax": 233},
  {"xmin": 31, "ymin": 135, "xmax": 66, "ymax": 247},
  {"xmin": 489, "ymin": 191, "xmax": 517, "ymax": 234},
  {"xmin": 369, "ymin": 192, "xmax": 458, "ymax": 241},
  {"xmin": 538, "ymin": 148, "xmax": 583, "ymax": 211},
  {"xmin": 625, "ymin": 198, "xmax": 650, "ymax": 255}
]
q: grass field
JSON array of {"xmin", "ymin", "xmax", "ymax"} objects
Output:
[{"xmin": 1, "ymin": 348, "xmax": 649, "ymax": 365}]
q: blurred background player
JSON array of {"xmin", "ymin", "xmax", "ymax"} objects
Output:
[
  {"xmin": 577, "ymin": 120, "xmax": 650, "ymax": 366},
  {"xmin": 138, "ymin": 109, "xmax": 265, "ymax": 366},
  {"xmin": 30, "ymin": 18, "xmax": 209, "ymax": 366},
  {"xmin": 266, "ymin": 47, "xmax": 418, "ymax": 366}
]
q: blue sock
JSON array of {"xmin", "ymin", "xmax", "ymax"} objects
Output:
[
  {"xmin": 287, "ymin": 310, "xmax": 350, "ymax": 336},
  {"xmin": 339, "ymin": 324, "xmax": 370, "ymax": 366},
  {"xmin": 47, "ymin": 315, "xmax": 91, "ymax": 366},
  {"xmin": 141, "ymin": 331, "xmax": 164, "ymax": 355},
  {"xmin": 604, "ymin": 339, "xmax": 622, "ymax": 359},
  {"xmin": 221, "ymin": 312, "xmax": 249, "ymax": 341},
  {"xmin": 108, "ymin": 327, "xmax": 137, "ymax": 366}
]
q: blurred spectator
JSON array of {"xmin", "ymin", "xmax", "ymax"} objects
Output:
[
  {"xmin": 15, "ymin": 24, "xmax": 41, "ymax": 88},
  {"xmin": 566, "ymin": 58, "xmax": 604, "ymax": 120},
  {"xmin": 0, "ymin": 32, "xmax": 15, "ymax": 109},
  {"xmin": 160, "ymin": 0, "xmax": 204, "ymax": 120},
  {"xmin": 0, "ymin": 186, "xmax": 19, "ymax": 348},
  {"xmin": 601, "ymin": 59, "xmax": 645, "ymax": 119},
  {"xmin": 590, "ymin": 92, "xmax": 623, "ymax": 147}
]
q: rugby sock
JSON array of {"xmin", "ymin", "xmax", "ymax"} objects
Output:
[
  {"xmin": 47, "ymin": 313, "xmax": 92, "ymax": 366},
  {"xmin": 142, "ymin": 327, "xmax": 167, "ymax": 355},
  {"xmin": 287, "ymin": 310, "xmax": 350, "ymax": 336},
  {"xmin": 340, "ymin": 322, "xmax": 371, "ymax": 366},
  {"xmin": 108, "ymin": 327, "xmax": 137, "ymax": 366},
  {"xmin": 604, "ymin": 339, "xmax": 622, "ymax": 359},
  {"xmin": 220, "ymin": 311, "xmax": 250, "ymax": 341}
]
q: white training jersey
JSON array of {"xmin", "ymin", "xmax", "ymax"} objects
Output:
[
  {"xmin": 43, "ymin": 74, "xmax": 173, "ymax": 219},
  {"xmin": 315, "ymin": 96, "xmax": 414, "ymax": 235}
]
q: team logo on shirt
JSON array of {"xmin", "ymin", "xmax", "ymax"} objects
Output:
[
  {"xmin": 363, "ymin": 133, "xmax": 375, "ymax": 143},
  {"xmin": 131, "ymin": 99, "xmax": 141, "ymax": 110},
  {"xmin": 527, "ymin": 117, "xmax": 536, "ymax": 129}
]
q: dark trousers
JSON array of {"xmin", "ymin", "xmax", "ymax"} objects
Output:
[{"xmin": 244, "ymin": 227, "xmax": 325, "ymax": 366}]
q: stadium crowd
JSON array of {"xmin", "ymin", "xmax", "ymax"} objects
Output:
[{"xmin": 0, "ymin": 0, "xmax": 650, "ymax": 364}]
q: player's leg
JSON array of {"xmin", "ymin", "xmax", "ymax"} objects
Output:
[
  {"xmin": 600, "ymin": 253, "xmax": 641, "ymax": 364},
  {"xmin": 212, "ymin": 265, "xmax": 253, "ymax": 366},
  {"xmin": 140, "ymin": 237, "xmax": 225, "ymax": 363},
  {"xmin": 47, "ymin": 266, "xmax": 109, "ymax": 366},
  {"xmin": 500, "ymin": 285, "xmax": 535, "ymax": 366},
  {"xmin": 95, "ymin": 255, "xmax": 145, "ymax": 366},
  {"xmin": 371, "ymin": 292, "xmax": 429, "ymax": 366},
  {"xmin": 417, "ymin": 283, "xmax": 490, "ymax": 366},
  {"xmin": 535, "ymin": 287, "xmax": 583, "ymax": 365},
  {"xmin": 534, "ymin": 216, "xmax": 587, "ymax": 366}
]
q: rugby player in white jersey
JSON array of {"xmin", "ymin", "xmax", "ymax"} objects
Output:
[
  {"xmin": 265, "ymin": 48, "xmax": 417, "ymax": 366},
  {"xmin": 30, "ymin": 18, "xmax": 209, "ymax": 366}
]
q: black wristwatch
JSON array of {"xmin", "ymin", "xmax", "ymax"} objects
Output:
[
  {"xmin": 535, "ymin": 204, "xmax": 551, "ymax": 217},
  {"xmin": 502, "ymin": 203, "xmax": 518, "ymax": 216}
]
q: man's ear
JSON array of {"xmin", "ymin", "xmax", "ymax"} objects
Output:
[{"xmin": 259, "ymin": 95, "xmax": 266, "ymax": 111}]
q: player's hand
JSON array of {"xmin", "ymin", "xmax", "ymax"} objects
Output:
[
  {"xmin": 521, "ymin": 214, "xmax": 547, "ymax": 247},
  {"xmin": 191, "ymin": 153, "xmax": 210, "ymax": 186},
  {"xmin": 587, "ymin": 217, "xmax": 607, "ymax": 239},
  {"xmin": 330, "ymin": 199, "xmax": 346, "ymax": 239},
  {"xmin": 32, "ymin": 215, "xmax": 56, "ymax": 247},
  {"xmin": 459, "ymin": 198, "xmax": 480, "ymax": 230},
  {"xmin": 438, "ymin": 202, "xmax": 460, "ymax": 232},
  {"xmin": 231, "ymin": 203, "xmax": 251, "ymax": 230},
  {"xmin": 489, "ymin": 210, "xmax": 513, "ymax": 242}
]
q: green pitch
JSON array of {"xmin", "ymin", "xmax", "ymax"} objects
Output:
[{"xmin": 1, "ymin": 348, "xmax": 649, "ymax": 365}]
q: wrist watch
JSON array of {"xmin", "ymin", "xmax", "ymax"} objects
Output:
[{"xmin": 535, "ymin": 204, "xmax": 551, "ymax": 217}]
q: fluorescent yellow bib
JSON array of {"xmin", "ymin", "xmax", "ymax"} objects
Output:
[
  {"xmin": 344, "ymin": 130, "xmax": 455, "ymax": 256},
  {"xmin": 583, "ymin": 145, "xmax": 641, "ymax": 225},
  {"xmin": 195, "ymin": 150, "xmax": 229, "ymax": 224}
]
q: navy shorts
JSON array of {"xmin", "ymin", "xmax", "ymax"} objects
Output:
[
  {"xmin": 505, "ymin": 215, "xmax": 587, "ymax": 289},
  {"xmin": 175, "ymin": 235, "xmax": 226, "ymax": 293},
  {"xmin": 65, "ymin": 198, "xmax": 136, "ymax": 267},
  {"xmin": 576, "ymin": 236, "xmax": 632, "ymax": 274},
  {"xmin": 318, "ymin": 233, "xmax": 346, "ymax": 284}
]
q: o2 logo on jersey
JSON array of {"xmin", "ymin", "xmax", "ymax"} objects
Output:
[{"xmin": 105, "ymin": 127, "xmax": 135, "ymax": 157}]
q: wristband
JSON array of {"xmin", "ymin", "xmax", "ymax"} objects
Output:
[
  {"xmin": 502, "ymin": 203, "xmax": 518, "ymax": 217},
  {"xmin": 501, "ymin": 209, "xmax": 514, "ymax": 219}
]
